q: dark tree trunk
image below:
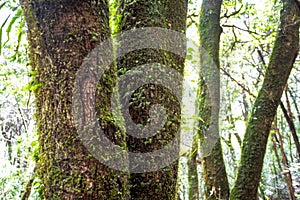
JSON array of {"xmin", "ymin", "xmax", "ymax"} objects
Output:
[
  {"xmin": 197, "ymin": 0, "xmax": 230, "ymax": 199},
  {"xmin": 230, "ymin": 0, "xmax": 300, "ymax": 199},
  {"xmin": 116, "ymin": 0, "xmax": 188, "ymax": 199},
  {"xmin": 21, "ymin": 0, "xmax": 129, "ymax": 199}
]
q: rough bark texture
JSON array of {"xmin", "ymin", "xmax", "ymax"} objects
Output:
[
  {"xmin": 230, "ymin": 0, "xmax": 300, "ymax": 199},
  {"xmin": 197, "ymin": 0, "xmax": 230, "ymax": 199},
  {"xmin": 116, "ymin": 0, "xmax": 188, "ymax": 199},
  {"xmin": 21, "ymin": 0, "xmax": 129, "ymax": 199}
]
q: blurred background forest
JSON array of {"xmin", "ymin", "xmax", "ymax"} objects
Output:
[{"xmin": 0, "ymin": 0, "xmax": 300, "ymax": 199}]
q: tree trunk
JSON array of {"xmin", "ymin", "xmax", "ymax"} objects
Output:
[
  {"xmin": 280, "ymin": 100, "xmax": 300, "ymax": 158},
  {"xmin": 116, "ymin": 0, "xmax": 188, "ymax": 199},
  {"xmin": 21, "ymin": 0, "xmax": 129, "ymax": 199},
  {"xmin": 230, "ymin": 0, "xmax": 300, "ymax": 199},
  {"xmin": 274, "ymin": 120, "xmax": 296, "ymax": 200},
  {"xmin": 187, "ymin": 134, "xmax": 199, "ymax": 200},
  {"xmin": 197, "ymin": 0, "xmax": 230, "ymax": 199}
]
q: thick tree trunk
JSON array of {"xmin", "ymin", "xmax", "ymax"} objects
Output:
[
  {"xmin": 21, "ymin": 0, "xmax": 129, "ymax": 199},
  {"xmin": 116, "ymin": 0, "xmax": 188, "ymax": 199},
  {"xmin": 197, "ymin": 0, "xmax": 230, "ymax": 199},
  {"xmin": 230, "ymin": 0, "xmax": 300, "ymax": 199}
]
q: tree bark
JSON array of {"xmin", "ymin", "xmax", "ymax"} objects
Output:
[
  {"xmin": 21, "ymin": 0, "xmax": 129, "ymax": 199},
  {"xmin": 197, "ymin": 0, "xmax": 230, "ymax": 199},
  {"xmin": 187, "ymin": 135, "xmax": 199, "ymax": 200},
  {"xmin": 230, "ymin": 0, "xmax": 300, "ymax": 199},
  {"xmin": 116, "ymin": 0, "xmax": 188, "ymax": 199}
]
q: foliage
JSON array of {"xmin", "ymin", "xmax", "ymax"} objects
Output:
[
  {"xmin": 0, "ymin": 1, "xmax": 39, "ymax": 199},
  {"xmin": 0, "ymin": 0, "xmax": 24, "ymax": 59}
]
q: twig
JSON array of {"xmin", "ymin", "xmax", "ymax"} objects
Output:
[
  {"xmin": 220, "ymin": 67, "xmax": 256, "ymax": 98},
  {"xmin": 222, "ymin": 24, "xmax": 266, "ymax": 36},
  {"xmin": 221, "ymin": 5, "xmax": 243, "ymax": 19}
]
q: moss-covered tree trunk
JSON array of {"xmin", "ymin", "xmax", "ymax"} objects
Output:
[
  {"xmin": 197, "ymin": 0, "xmax": 230, "ymax": 199},
  {"xmin": 116, "ymin": 0, "xmax": 188, "ymax": 199},
  {"xmin": 21, "ymin": 0, "xmax": 129, "ymax": 199},
  {"xmin": 230, "ymin": 0, "xmax": 300, "ymax": 199}
]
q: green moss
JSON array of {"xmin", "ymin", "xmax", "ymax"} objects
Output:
[
  {"xmin": 21, "ymin": 0, "xmax": 129, "ymax": 199},
  {"xmin": 196, "ymin": 0, "xmax": 229, "ymax": 199},
  {"xmin": 115, "ymin": 0, "xmax": 187, "ymax": 199},
  {"xmin": 230, "ymin": 1, "xmax": 300, "ymax": 198}
]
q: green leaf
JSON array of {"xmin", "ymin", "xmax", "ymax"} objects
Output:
[
  {"xmin": 0, "ymin": 1, "xmax": 8, "ymax": 10},
  {"xmin": 186, "ymin": 54, "xmax": 193, "ymax": 60},
  {"xmin": 9, "ymin": 18, "xmax": 24, "ymax": 61},
  {"xmin": 0, "ymin": 14, "xmax": 11, "ymax": 55},
  {"xmin": 4, "ymin": 8, "xmax": 22, "ymax": 47}
]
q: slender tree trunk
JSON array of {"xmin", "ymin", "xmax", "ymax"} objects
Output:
[
  {"xmin": 280, "ymin": 91, "xmax": 300, "ymax": 157},
  {"xmin": 116, "ymin": 0, "xmax": 188, "ymax": 199},
  {"xmin": 274, "ymin": 120, "xmax": 296, "ymax": 200},
  {"xmin": 288, "ymin": 89, "xmax": 300, "ymax": 122},
  {"xmin": 187, "ymin": 135, "xmax": 199, "ymax": 200},
  {"xmin": 272, "ymin": 135, "xmax": 283, "ymax": 198},
  {"xmin": 230, "ymin": 0, "xmax": 300, "ymax": 199},
  {"xmin": 21, "ymin": 0, "xmax": 129, "ymax": 199},
  {"xmin": 197, "ymin": 0, "xmax": 230, "ymax": 199}
]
